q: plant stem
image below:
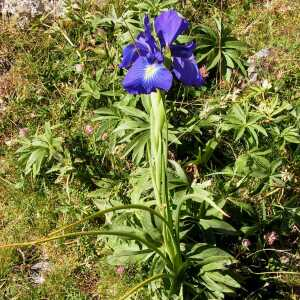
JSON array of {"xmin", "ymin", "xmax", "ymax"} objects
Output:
[
  {"xmin": 149, "ymin": 91, "xmax": 182, "ymax": 282},
  {"xmin": 49, "ymin": 204, "xmax": 170, "ymax": 236},
  {"xmin": 0, "ymin": 230, "xmax": 169, "ymax": 265},
  {"xmin": 119, "ymin": 273, "xmax": 165, "ymax": 300}
]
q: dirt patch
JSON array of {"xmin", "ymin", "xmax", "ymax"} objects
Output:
[{"xmin": 75, "ymin": 269, "xmax": 100, "ymax": 298}]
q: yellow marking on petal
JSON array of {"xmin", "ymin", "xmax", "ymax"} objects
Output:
[{"xmin": 144, "ymin": 64, "xmax": 158, "ymax": 80}]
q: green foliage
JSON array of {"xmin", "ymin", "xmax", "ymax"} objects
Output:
[
  {"xmin": 99, "ymin": 161, "xmax": 239, "ymax": 299},
  {"xmin": 194, "ymin": 17, "xmax": 247, "ymax": 80},
  {"xmin": 94, "ymin": 95, "xmax": 180, "ymax": 165},
  {"xmin": 16, "ymin": 122, "xmax": 65, "ymax": 178},
  {"xmin": 126, "ymin": 0, "xmax": 178, "ymax": 16},
  {"xmin": 1, "ymin": 0, "xmax": 300, "ymax": 299},
  {"xmin": 221, "ymin": 103, "xmax": 267, "ymax": 145}
]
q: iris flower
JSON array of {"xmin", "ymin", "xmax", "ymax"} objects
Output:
[{"xmin": 119, "ymin": 10, "xmax": 204, "ymax": 94}]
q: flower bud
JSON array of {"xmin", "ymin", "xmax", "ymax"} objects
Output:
[
  {"xmin": 199, "ymin": 65, "xmax": 209, "ymax": 79},
  {"xmin": 280, "ymin": 255, "xmax": 289, "ymax": 265},
  {"xmin": 264, "ymin": 231, "xmax": 278, "ymax": 246},
  {"xmin": 75, "ymin": 64, "xmax": 84, "ymax": 73},
  {"xmin": 116, "ymin": 265, "xmax": 125, "ymax": 276},
  {"xmin": 19, "ymin": 127, "xmax": 29, "ymax": 138},
  {"xmin": 242, "ymin": 239, "xmax": 251, "ymax": 248},
  {"xmin": 84, "ymin": 125, "xmax": 94, "ymax": 135}
]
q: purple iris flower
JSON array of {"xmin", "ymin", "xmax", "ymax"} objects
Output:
[{"xmin": 119, "ymin": 10, "xmax": 204, "ymax": 95}]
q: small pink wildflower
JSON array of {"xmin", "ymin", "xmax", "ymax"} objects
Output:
[
  {"xmin": 264, "ymin": 231, "xmax": 278, "ymax": 246},
  {"xmin": 19, "ymin": 127, "xmax": 29, "ymax": 137},
  {"xmin": 75, "ymin": 63, "xmax": 84, "ymax": 73},
  {"xmin": 84, "ymin": 125, "xmax": 94, "ymax": 135},
  {"xmin": 242, "ymin": 239, "xmax": 251, "ymax": 249},
  {"xmin": 116, "ymin": 265, "xmax": 125, "ymax": 276},
  {"xmin": 199, "ymin": 65, "xmax": 209, "ymax": 79},
  {"xmin": 280, "ymin": 255, "xmax": 289, "ymax": 265}
]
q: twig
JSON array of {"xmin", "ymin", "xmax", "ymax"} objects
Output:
[{"xmin": 247, "ymin": 248, "xmax": 291, "ymax": 258}]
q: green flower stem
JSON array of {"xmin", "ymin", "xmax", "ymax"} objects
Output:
[
  {"xmin": 0, "ymin": 230, "xmax": 169, "ymax": 266},
  {"xmin": 49, "ymin": 204, "xmax": 171, "ymax": 236},
  {"xmin": 149, "ymin": 91, "xmax": 182, "ymax": 274},
  {"xmin": 119, "ymin": 273, "xmax": 165, "ymax": 300}
]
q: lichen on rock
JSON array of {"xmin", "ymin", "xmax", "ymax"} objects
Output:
[{"xmin": 0, "ymin": 0, "xmax": 65, "ymax": 21}]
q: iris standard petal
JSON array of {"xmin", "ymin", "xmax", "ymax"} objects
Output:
[
  {"xmin": 135, "ymin": 33, "xmax": 153, "ymax": 55},
  {"xmin": 122, "ymin": 56, "xmax": 173, "ymax": 94},
  {"xmin": 119, "ymin": 44, "xmax": 139, "ymax": 69},
  {"xmin": 143, "ymin": 15, "xmax": 164, "ymax": 63},
  {"xmin": 170, "ymin": 41, "xmax": 196, "ymax": 59},
  {"xmin": 172, "ymin": 56, "xmax": 204, "ymax": 86},
  {"xmin": 154, "ymin": 10, "xmax": 189, "ymax": 48},
  {"xmin": 144, "ymin": 15, "xmax": 154, "ymax": 45}
]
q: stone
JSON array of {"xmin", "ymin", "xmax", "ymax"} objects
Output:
[{"xmin": 0, "ymin": 0, "xmax": 65, "ymax": 20}]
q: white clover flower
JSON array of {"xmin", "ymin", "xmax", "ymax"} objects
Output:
[
  {"xmin": 281, "ymin": 169, "xmax": 293, "ymax": 182},
  {"xmin": 261, "ymin": 79, "xmax": 272, "ymax": 90}
]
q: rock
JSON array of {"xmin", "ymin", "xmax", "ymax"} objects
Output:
[
  {"xmin": 31, "ymin": 261, "xmax": 51, "ymax": 271},
  {"xmin": 30, "ymin": 260, "xmax": 52, "ymax": 285},
  {"xmin": 0, "ymin": 0, "xmax": 65, "ymax": 20},
  {"xmin": 30, "ymin": 272, "xmax": 46, "ymax": 284},
  {"xmin": 254, "ymin": 48, "xmax": 271, "ymax": 59},
  {"xmin": 247, "ymin": 48, "xmax": 272, "ymax": 83}
]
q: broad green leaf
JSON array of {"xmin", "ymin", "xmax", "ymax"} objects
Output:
[
  {"xmin": 208, "ymin": 272, "xmax": 240, "ymax": 288},
  {"xmin": 199, "ymin": 219, "xmax": 237, "ymax": 235},
  {"xmin": 200, "ymin": 260, "xmax": 233, "ymax": 273}
]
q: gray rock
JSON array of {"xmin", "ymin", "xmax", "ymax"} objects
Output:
[
  {"xmin": 0, "ymin": 0, "xmax": 65, "ymax": 20},
  {"xmin": 29, "ymin": 260, "xmax": 52, "ymax": 285},
  {"xmin": 30, "ymin": 272, "xmax": 46, "ymax": 284},
  {"xmin": 247, "ymin": 48, "xmax": 272, "ymax": 82},
  {"xmin": 31, "ymin": 261, "xmax": 51, "ymax": 271},
  {"xmin": 254, "ymin": 48, "xmax": 271, "ymax": 59}
]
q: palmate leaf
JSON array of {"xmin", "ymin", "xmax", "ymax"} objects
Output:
[
  {"xmin": 195, "ymin": 138, "xmax": 219, "ymax": 165},
  {"xmin": 221, "ymin": 104, "xmax": 267, "ymax": 145},
  {"xmin": 281, "ymin": 126, "xmax": 300, "ymax": 144},
  {"xmin": 128, "ymin": 131, "xmax": 150, "ymax": 164},
  {"xmin": 184, "ymin": 185, "xmax": 229, "ymax": 217},
  {"xmin": 168, "ymin": 160, "xmax": 189, "ymax": 190},
  {"xmin": 95, "ymin": 98, "xmax": 180, "ymax": 164},
  {"xmin": 197, "ymin": 48, "xmax": 214, "ymax": 63},
  {"xmin": 223, "ymin": 40, "xmax": 247, "ymax": 50},
  {"xmin": 93, "ymin": 107, "xmax": 121, "ymax": 121},
  {"xmin": 100, "ymin": 224, "xmax": 166, "ymax": 265},
  {"xmin": 25, "ymin": 148, "xmax": 48, "ymax": 176},
  {"xmin": 200, "ymin": 260, "xmax": 235, "ymax": 273},
  {"xmin": 16, "ymin": 122, "xmax": 65, "ymax": 178},
  {"xmin": 194, "ymin": 17, "xmax": 247, "ymax": 80},
  {"xmin": 226, "ymin": 50, "xmax": 247, "ymax": 76},
  {"xmin": 114, "ymin": 119, "xmax": 148, "ymax": 133},
  {"xmin": 116, "ymin": 104, "xmax": 149, "ymax": 121}
]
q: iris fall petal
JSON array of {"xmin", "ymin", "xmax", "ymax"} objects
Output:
[
  {"xmin": 122, "ymin": 56, "xmax": 173, "ymax": 94},
  {"xmin": 172, "ymin": 56, "xmax": 204, "ymax": 86}
]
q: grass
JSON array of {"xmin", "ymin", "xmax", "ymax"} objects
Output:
[{"xmin": 1, "ymin": 0, "xmax": 300, "ymax": 299}]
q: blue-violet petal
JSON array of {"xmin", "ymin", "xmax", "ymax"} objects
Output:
[{"xmin": 123, "ymin": 56, "xmax": 173, "ymax": 94}]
